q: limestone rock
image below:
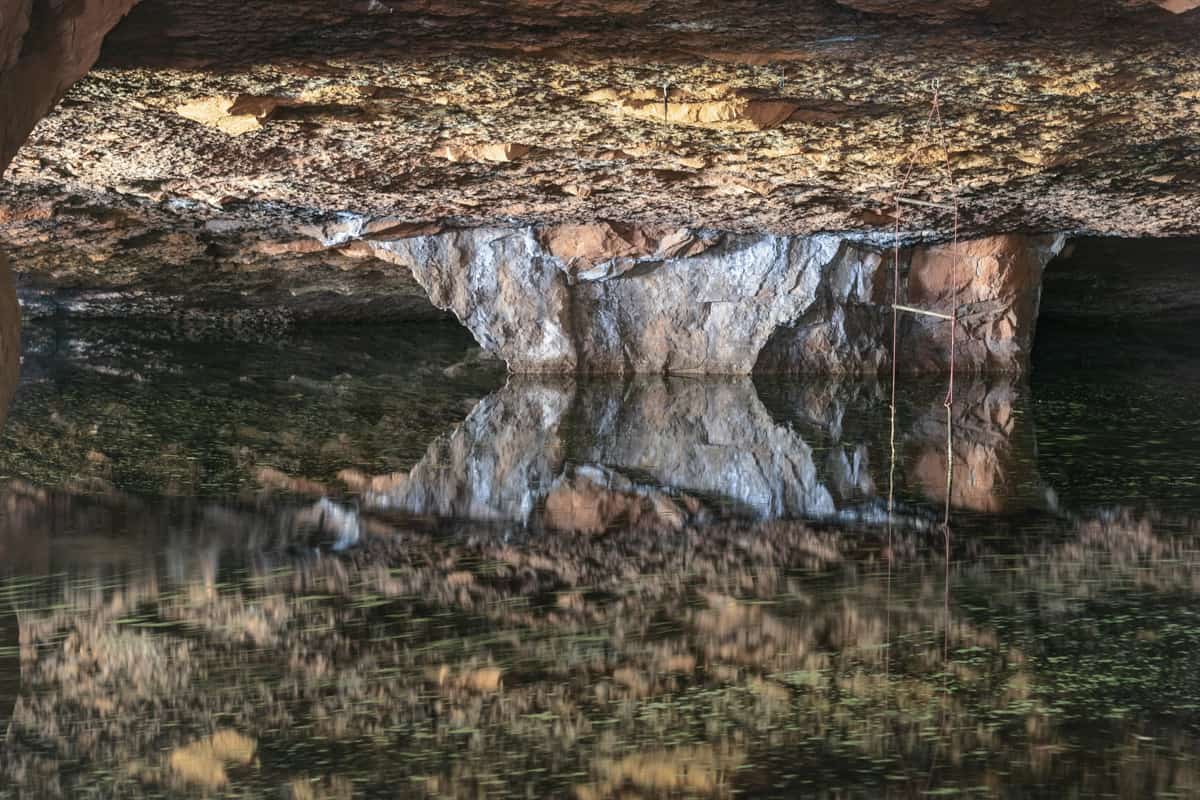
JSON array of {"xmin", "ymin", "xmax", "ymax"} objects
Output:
[
  {"xmin": 756, "ymin": 233, "xmax": 1067, "ymax": 375},
  {"xmin": 901, "ymin": 234, "xmax": 1068, "ymax": 373},
  {"xmin": 537, "ymin": 221, "xmax": 717, "ymax": 273},
  {"xmin": 374, "ymin": 228, "xmax": 832, "ymax": 374},
  {"xmin": 373, "ymin": 226, "xmax": 1063, "ymax": 375}
]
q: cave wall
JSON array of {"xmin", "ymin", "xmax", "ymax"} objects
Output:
[
  {"xmin": 1, "ymin": 0, "xmax": 141, "ymax": 389},
  {"xmin": 0, "ymin": 0, "xmax": 1197, "ymax": 376},
  {"xmin": 1, "ymin": 0, "xmax": 138, "ymax": 174},
  {"xmin": 1041, "ymin": 237, "xmax": 1200, "ymax": 322},
  {"xmin": 371, "ymin": 225, "xmax": 1064, "ymax": 375}
]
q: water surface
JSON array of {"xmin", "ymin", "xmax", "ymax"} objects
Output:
[{"xmin": 2, "ymin": 319, "xmax": 1199, "ymax": 798}]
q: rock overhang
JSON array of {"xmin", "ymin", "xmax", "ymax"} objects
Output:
[{"xmin": 0, "ymin": 0, "xmax": 1197, "ymax": 374}]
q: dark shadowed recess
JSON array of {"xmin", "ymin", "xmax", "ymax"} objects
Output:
[
  {"xmin": 1035, "ymin": 236, "xmax": 1200, "ymax": 378},
  {"xmin": 1031, "ymin": 237, "xmax": 1200, "ymax": 513}
]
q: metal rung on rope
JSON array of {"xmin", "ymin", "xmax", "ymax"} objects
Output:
[
  {"xmin": 887, "ymin": 83, "xmax": 962, "ymax": 413},
  {"xmin": 886, "ymin": 83, "xmax": 962, "ymax": 532},
  {"xmin": 893, "ymin": 304, "xmax": 954, "ymax": 321}
]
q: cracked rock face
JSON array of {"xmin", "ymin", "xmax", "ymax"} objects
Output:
[
  {"xmin": 371, "ymin": 226, "xmax": 1063, "ymax": 375},
  {"xmin": 0, "ymin": 0, "xmax": 1197, "ymax": 374}
]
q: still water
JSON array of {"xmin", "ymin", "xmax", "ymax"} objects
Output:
[{"xmin": 1, "ymin": 319, "xmax": 1199, "ymax": 798}]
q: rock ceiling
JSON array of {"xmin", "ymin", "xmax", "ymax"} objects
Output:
[
  {"xmin": 0, "ymin": 0, "xmax": 1197, "ymax": 371},
  {"xmin": 5, "ymin": 1, "xmax": 1200, "ymax": 244}
]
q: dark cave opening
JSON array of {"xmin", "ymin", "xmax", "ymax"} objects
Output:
[{"xmin": 1033, "ymin": 236, "xmax": 1200, "ymax": 373}]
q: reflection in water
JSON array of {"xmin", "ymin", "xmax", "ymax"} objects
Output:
[
  {"xmin": 2, "ymin": 320, "xmax": 1200, "ymax": 797},
  {"xmin": 364, "ymin": 375, "xmax": 1047, "ymax": 532},
  {"xmin": 3, "ymin": 485, "xmax": 1200, "ymax": 797}
]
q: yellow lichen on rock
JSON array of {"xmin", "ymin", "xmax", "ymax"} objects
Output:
[{"xmin": 175, "ymin": 95, "xmax": 280, "ymax": 135}]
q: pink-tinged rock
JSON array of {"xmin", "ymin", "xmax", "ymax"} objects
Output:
[{"xmin": 1, "ymin": 0, "xmax": 138, "ymax": 173}]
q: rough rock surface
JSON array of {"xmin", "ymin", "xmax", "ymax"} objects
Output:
[
  {"xmin": 4, "ymin": 0, "xmax": 1198, "ymax": 243},
  {"xmin": 370, "ymin": 226, "xmax": 1063, "ymax": 374},
  {"xmin": 0, "ymin": 0, "xmax": 138, "ymax": 173},
  {"xmin": 0, "ymin": 0, "xmax": 1198, "ymax": 373}
]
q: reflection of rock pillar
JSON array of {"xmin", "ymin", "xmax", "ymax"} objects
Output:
[
  {"xmin": 361, "ymin": 379, "xmax": 575, "ymax": 522},
  {"xmin": 573, "ymin": 377, "xmax": 846, "ymax": 519},
  {"xmin": 0, "ymin": 609, "xmax": 15, "ymax": 741},
  {"xmin": 907, "ymin": 378, "xmax": 1041, "ymax": 513}
]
